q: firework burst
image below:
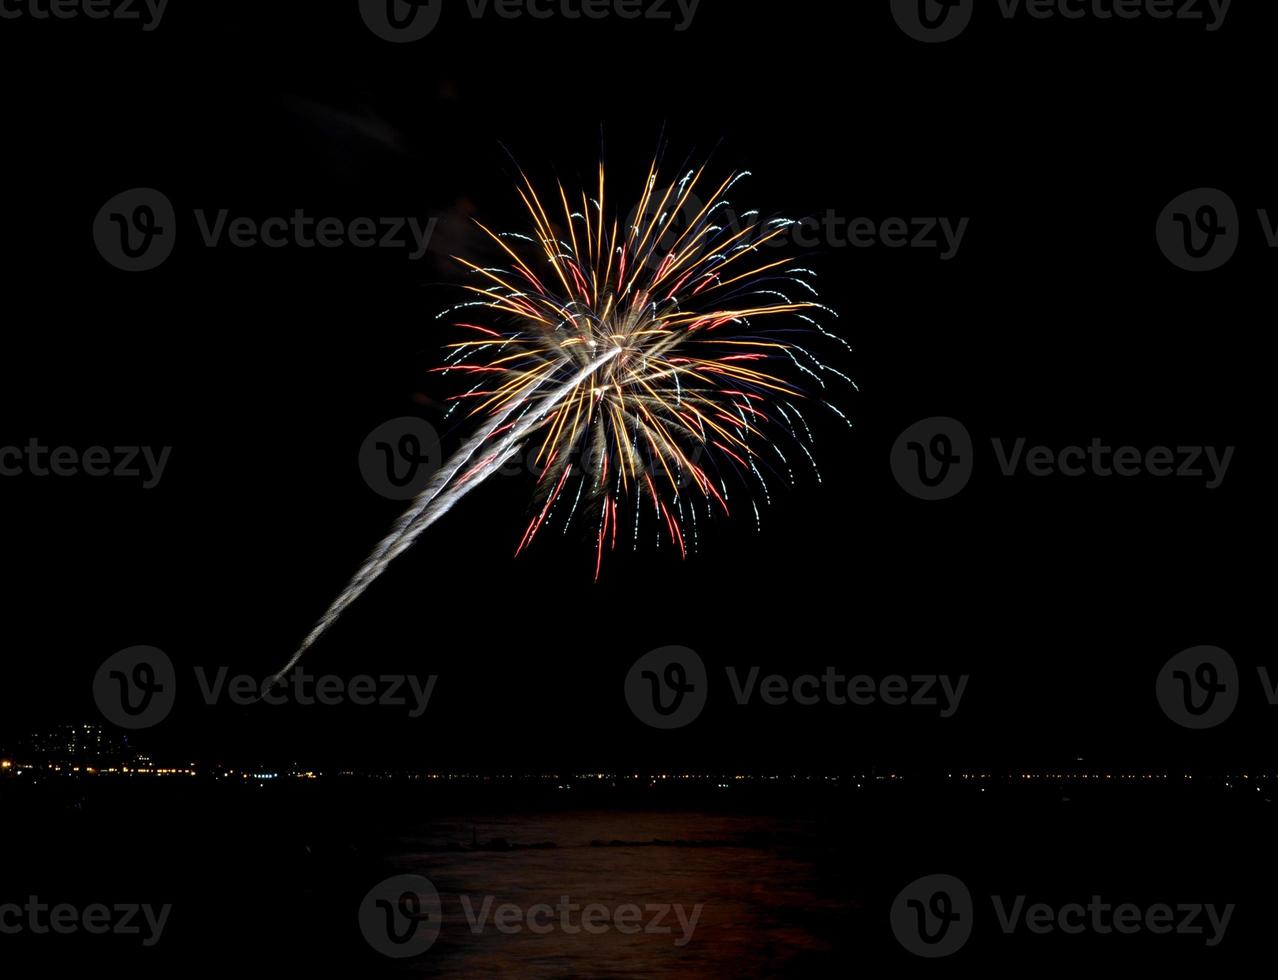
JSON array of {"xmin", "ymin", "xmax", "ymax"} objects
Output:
[{"xmin": 273, "ymin": 154, "xmax": 853, "ymax": 681}]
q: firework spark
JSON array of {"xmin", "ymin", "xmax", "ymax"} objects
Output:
[{"xmin": 272, "ymin": 155, "xmax": 853, "ymax": 682}]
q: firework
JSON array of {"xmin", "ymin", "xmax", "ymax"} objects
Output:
[{"xmin": 272, "ymin": 155, "xmax": 853, "ymax": 682}]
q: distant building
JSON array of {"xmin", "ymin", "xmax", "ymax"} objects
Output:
[{"xmin": 23, "ymin": 722, "xmax": 131, "ymax": 765}]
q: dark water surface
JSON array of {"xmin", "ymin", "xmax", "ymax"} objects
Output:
[
  {"xmin": 4, "ymin": 780, "xmax": 1273, "ymax": 976},
  {"xmin": 396, "ymin": 809, "xmax": 860, "ymax": 977}
]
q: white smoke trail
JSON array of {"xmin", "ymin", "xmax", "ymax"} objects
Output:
[{"xmin": 269, "ymin": 349, "xmax": 621, "ymax": 685}]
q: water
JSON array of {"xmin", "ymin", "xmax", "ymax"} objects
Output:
[
  {"xmin": 387, "ymin": 810, "xmax": 860, "ymax": 977},
  {"xmin": 8, "ymin": 781, "xmax": 1275, "ymax": 975}
]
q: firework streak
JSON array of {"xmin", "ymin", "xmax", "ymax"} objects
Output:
[{"xmin": 274, "ymin": 158, "xmax": 852, "ymax": 681}]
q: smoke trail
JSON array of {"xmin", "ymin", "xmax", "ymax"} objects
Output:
[{"xmin": 269, "ymin": 349, "xmax": 621, "ymax": 685}]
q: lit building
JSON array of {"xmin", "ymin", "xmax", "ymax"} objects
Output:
[{"xmin": 23, "ymin": 722, "xmax": 131, "ymax": 765}]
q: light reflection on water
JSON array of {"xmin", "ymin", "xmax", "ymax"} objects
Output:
[{"xmin": 389, "ymin": 810, "xmax": 862, "ymax": 977}]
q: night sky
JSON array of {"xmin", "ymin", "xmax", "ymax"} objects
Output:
[
  {"xmin": 0, "ymin": 0, "xmax": 1266, "ymax": 773},
  {"xmin": 2, "ymin": 3, "xmax": 1273, "ymax": 976}
]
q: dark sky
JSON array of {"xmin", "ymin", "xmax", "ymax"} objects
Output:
[{"xmin": 0, "ymin": 0, "xmax": 1266, "ymax": 773}]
